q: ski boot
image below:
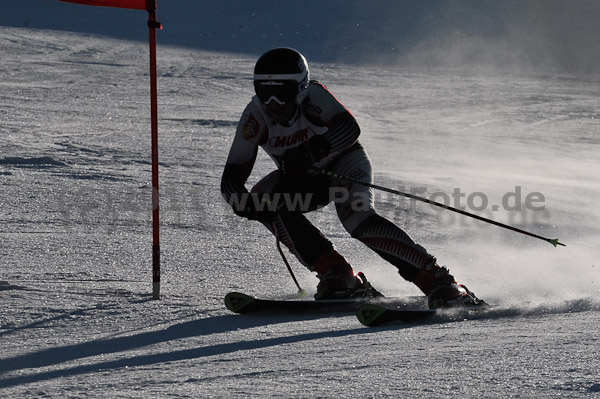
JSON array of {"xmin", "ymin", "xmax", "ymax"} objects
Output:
[
  {"xmin": 315, "ymin": 270, "xmax": 383, "ymax": 300},
  {"xmin": 313, "ymin": 250, "xmax": 382, "ymax": 300},
  {"xmin": 428, "ymin": 282, "xmax": 486, "ymax": 309},
  {"xmin": 411, "ymin": 261, "xmax": 485, "ymax": 309}
]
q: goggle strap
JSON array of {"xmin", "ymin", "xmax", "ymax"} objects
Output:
[{"xmin": 254, "ymin": 73, "xmax": 305, "ymax": 82}]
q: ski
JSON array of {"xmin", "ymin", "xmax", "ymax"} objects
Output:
[
  {"xmin": 224, "ymin": 291, "xmax": 427, "ymax": 315},
  {"xmin": 356, "ymin": 303, "xmax": 436, "ymax": 326},
  {"xmin": 357, "ymin": 296, "xmax": 489, "ymax": 327}
]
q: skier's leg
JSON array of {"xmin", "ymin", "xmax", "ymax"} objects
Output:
[
  {"xmin": 331, "ymin": 151, "xmax": 433, "ymax": 279},
  {"xmin": 251, "ymin": 171, "xmax": 364, "ymax": 298},
  {"xmin": 331, "ymin": 148, "xmax": 475, "ymax": 306}
]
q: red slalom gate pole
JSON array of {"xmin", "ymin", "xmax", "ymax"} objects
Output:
[
  {"xmin": 58, "ymin": 0, "xmax": 164, "ymax": 299},
  {"xmin": 147, "ymin": 1, "xmax": 162, "ymax": 299}
]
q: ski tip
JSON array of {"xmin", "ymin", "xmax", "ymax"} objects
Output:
[
  {"xmin": 224, "ymin": 292, "xmax": 256, "ymax": 313},
  {"xmin": 357, "ymin": 304, "xmax": 437, "ymax": 327},
  {"xmin": 356, "ymin": 304, "xmax": 389, "ymax": 327}
]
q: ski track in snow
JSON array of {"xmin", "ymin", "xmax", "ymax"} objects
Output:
[{"xmin": 1, "ymin": 27, "xmax": 600, "ymax": 398}]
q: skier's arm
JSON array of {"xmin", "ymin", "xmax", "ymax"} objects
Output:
[
  {"xmin": 307, "ymin": 81, "xmax": 360, "ymax": 154},
  {"xmin": 322, "ymin": 112, "xmax": 360, "ymax": 154},
  {"xmin": 221, "ymin": 157, "xmax": 256, "ymax": 208},
  {"xmin": 279, "ymin": 82, "xmax": 360, "ymax": 175},
  {"xmin": 221, "ymin": 104, "xmax": 265, "ymax": 216}
]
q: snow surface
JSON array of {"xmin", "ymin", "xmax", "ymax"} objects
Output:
[{"xmin": 1, "ymin": 2, "xmax": 600, "ymax": 398}]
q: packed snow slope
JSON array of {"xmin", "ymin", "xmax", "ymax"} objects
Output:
[{"xmin": 1, "ymin": 1, "xmax": 600, "ymax": 398}]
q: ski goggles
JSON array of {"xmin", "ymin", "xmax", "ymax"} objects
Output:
[{"xmin": 253, "ymin": 80, "xmax": 299, "ymax": 105}]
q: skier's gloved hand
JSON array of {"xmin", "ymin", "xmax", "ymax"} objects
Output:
[
  {"xmin": 280, "ymin": 147, "xmax": 312, "ymax": 176},
  {"xmin": 280, "ymin": 135, "xmax": 330, "ymax": 176},
  {"xmin": 234, "ymin": 194, "xmax": 280, "ymax": 224},
  {"xmin": 252, "ymin": 204, "xmax": 279, "ymax": 224},
  {"xmin": 233, "ymin": 204, "xmax": 255, "ymax": 220}
]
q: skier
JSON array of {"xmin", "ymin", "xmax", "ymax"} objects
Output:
[{"xmin": 221, "ymin": 48, "xmax": 481, "ymax": 308}]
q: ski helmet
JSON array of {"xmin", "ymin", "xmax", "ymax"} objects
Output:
[{"xmin": 253, "ymin": 48, "xmax": 310, "ymax": 105}]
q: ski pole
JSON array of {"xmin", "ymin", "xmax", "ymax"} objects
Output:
[
  {"xmin": 273, "ymin": 224, "xmax": 307, "ymax": 297},
  {"xmin": 312, "ymin": 166, "xmax": 565, "ymax": 247}
]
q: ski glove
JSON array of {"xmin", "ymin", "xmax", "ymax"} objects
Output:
[
  {"xmin": 234, "ymin": 193, "xmax": 280, "ymax": 224},
  {"xmin": 280, "ymin": 135, "xmax": 331, "ymax": 176}
]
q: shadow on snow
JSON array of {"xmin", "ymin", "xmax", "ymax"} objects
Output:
[
  {"xmin": 0, "ymin": 311, "xmax": 400, "ymax": 388},
  {"xmin": 1, "ymin": 297, "xmax": 598, "ymax": 388}
]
